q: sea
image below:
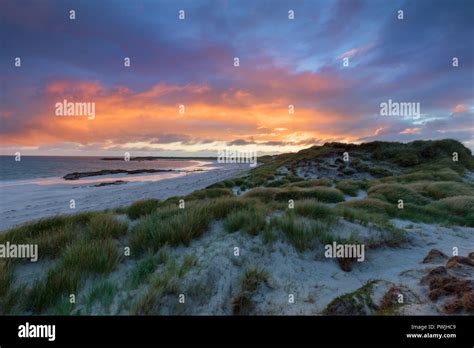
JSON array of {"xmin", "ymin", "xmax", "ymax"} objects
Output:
[{"xmin": 0, "ymin": 156, "xmax": 208, "ymax": 185}]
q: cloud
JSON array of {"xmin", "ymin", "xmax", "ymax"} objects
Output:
[
  {"xmin": 452, "ymin": 104, "xmax": 468, "ymax": 114},
  {"xmin": 399, "ymin": 127, "xmax": 421, "ymax": 135},
  {"xmin": 0, "ymin": 0, "xmax": 473, "ymax": 154}
]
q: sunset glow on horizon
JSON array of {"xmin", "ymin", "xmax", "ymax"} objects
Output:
[{"xmin": 1, "ymin": 0, "xmax": 473, "ymax": 156}]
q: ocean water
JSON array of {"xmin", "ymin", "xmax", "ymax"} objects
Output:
[{"xmin": 0, "ymin": 156, "xmax": 206, "ymax": 183}]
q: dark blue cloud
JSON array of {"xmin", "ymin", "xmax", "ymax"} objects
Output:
[{"xmin": 0, "ymin": 0, "xmax": 473, "ymax": 150}]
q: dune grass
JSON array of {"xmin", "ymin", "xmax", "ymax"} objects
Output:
[
  {"xmin": 294, "ymin": 199, "xmax": 335, "ymax": 221},
  {"xmin": 130, "ymin": 196, "xmax": 256, "ymax": 254},
  {"xmin": 287, "ymin": 178, "xmax": 333, "ymax": 188},
  {"xmin": 125, "ymin": 199, "xmax": 161, "ymax": 220},
  {"xmin": 0, "ymin": 212, "xmax": 127, "ymax": 262},
  {"xmin": 26, "ymin": 266, "xmax": 82, "ymax": 313},
  {"xmin": 130, "ymin": 203, "xmax": 211, "ymax": 254},
  {"xmin": 244, "ymin": 186, "xmax": 345, "ymax": 203},
  {"xmin": 375, "ymin": 167, "xmax": 463, "ymax": 184},
  {"xmin": 338, "ymin": 198, "xmax": 396, "ymax": 216},
  {"xmin": 0, "ymin": 260, "xmax": 14, "ymax": 301},
  {"xmin": 335, "ymin": 179, "xmax": 367, "ymax": 196},
  {"xmin": 415, "ymin": 181, "xmax": 474, "ymax": 200},
  {"xmin": 335, "ymin": 205, "xmax": 390, "ymax": 228},
  {"xmin": 86, "ymin": 213, "xmax": 128, "ymax": 240},
  {"xmin": 270, "ymin": 212, "xmax": 331, "ymax": 251},
  {"xmin": 62, "ymin": 238, "xmax": 120, "ymax": 274},
  {"xmin": 129, "ymin": 250, "xmax": 169, "ymax": 289},
  {"xmin": 223, "ymin": 205, "xmax": 267, "ymax": 235},
  {"xmin": 84, "ymin": 280, "xmax": 117, "ymax": 313},
  {"xmin": 185, "ymin": 187, "xmax": 233, "ymax": 201},
  {"xmin": 0, "ymin": 212, "xmax": 99, "ymax": 245},
  {"xmin": 428, "ymin": 195, "xmax": 474, "ymax": 214},
  {"xmin": 23, "ymin": 238, "xmax": 120, "ymax": 313},
  {"xmin": 232, "ymin": 267, "xmax": 269, "ymax": 315},
  {"xmin": 367, "ymin": 184, "xmax": 430, "ymax": 205},
  {"xmin": 131, "ymin": 254, "xmax": 197, "ymax": 315}
]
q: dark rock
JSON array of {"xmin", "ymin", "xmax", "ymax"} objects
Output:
[
  {"xmin": 63, "ymin": 168, "xmax": 175, "ymax": 180},
  {"xmin": 93, "ymin": 180, "xmax": 126, "ymax": 187},
  {"xmin": 342, "ymin": 167, "xmax": 356, "ymax": 175},
  {"xmin": 422, "ymin": 249, "xmax": 449, "ymax": 264},
  {"xmin": 337, "ymin": 257, "xmax": 356, "ymax": 272}
]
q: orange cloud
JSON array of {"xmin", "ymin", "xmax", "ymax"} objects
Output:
[
  {"xmin": 399, "ymin": 128, "xmax": 421, "ymax": 135},
  {"xmin": 0, "ymin": 73, "xmax": 372, "ymax": 154},
  {"xmin": 452, "ymin": 104, "xmax": 468, "ymax": 114}
]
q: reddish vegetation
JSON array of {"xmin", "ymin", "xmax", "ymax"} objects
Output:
[
  {"xmin": 421, "ymin": 250, "xmax": 474, "ymax": 314},
  {"xmin": 446, "ymin": 256, "xmax": 474, "ymax": 268}
]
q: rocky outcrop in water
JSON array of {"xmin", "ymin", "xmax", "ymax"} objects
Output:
[{"xmin": 63, "ymin": 169, "xmax": 174, "ymax": 180}]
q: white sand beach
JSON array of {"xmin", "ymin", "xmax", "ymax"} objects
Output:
[{"xmin": 0, "ymin": 161, "xmax": 250, "ymax": 232}]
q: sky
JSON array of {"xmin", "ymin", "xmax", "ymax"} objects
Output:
[{"xmin": 0, "ymin": 0, "xmax": 473, "ymax": 156}]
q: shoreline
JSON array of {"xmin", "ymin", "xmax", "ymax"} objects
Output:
[{"xmin": 0, "ymin": 162, "xmax": 251, "ymax": 232}]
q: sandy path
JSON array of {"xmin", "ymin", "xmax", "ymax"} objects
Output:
[{"xmin": 0, "ymin": 162, "xmax": 250, "ymax": 232}]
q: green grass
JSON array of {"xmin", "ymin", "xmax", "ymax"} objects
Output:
[
  {"xmin": 223, "ymin": 206, "xmax": 267, "ymax": 235},
  {"xmin": 428, "ymin": 196, "xmax": 474, "ymax": 216},
  {"xmin": 335, "ymin": 180, "xmax": 366, "ymax": 196},
  {"xmin": 206, "ymin": 178, "xmax": 238, "ymax": 189},
  {"xmin": 0, "ymin": 212, "xmax": 127, "ymax": 261},
  {"xmin": 368, "ymin": 184, "xmax": 430, "ymax": 205},
  {"xmin": 368, "ymin": 166, "xmax": 392, "ymax": 177},
  {"xmin": 130, "ymin": 203, "xmax": 211, "ymax": 254},
  {"xmin": 131, "ymin": 255, "xmax": 197, "ymax": 314},
  {"xmin": 232, "ymin": 267, "xmax": 269, "ymax": 315},
  {"xmin": 376, "ymin": 168, "xmax": 463, "ymax": 184},
  {"xmin": 335, "ymin": 206, "xmax": 390, "ymax": 227},
  {"xmin": 265, "ymin": 178, "xmax": 291, "ymax": 187},
  {"xmin": 129, "ymin": 251, "xmax": 168, "ymax": 288},
  {"xmin": 207, "ymin": 197, "xmax": 247, "ymax": 219},
  {"xmin": 262, "ymin": 224, "xmax": 278, "ymax": 244},
  {"xmin": 0, "ymin": 212, "xmax": 99, "ymax": 246},
  {"xmin": 390, "ymin": 202, "xmax": 473, "ymax": 227},
  {"xmin": 338, "ymin": 198, "xmax": 396, "ymax": 216},
  {"xmin": 294, "ymin": 199, "xmax": 335, "ymax": 221},
  {"xmin": 62, "ymin": 238, "xmax": 120, "ymax": 274},
  {"xmin": 26, "ymin": 266, "xmax": 81, "ymax": 313},
  {"xmin": 23, "ymin": 238, "xmax": 120, "ymax": 313},
  {"xmin": 130, "ymin": 197, "xmax": 249, "ymax": 255},
  {"xmin": 0, "ymin": 260, "xmax": 14, "ymax": 300},
  {"xmin": 125, "ymin": 199, "xmax": 160, "ymax": 220},
  {"xmin": 270, "ymin": 213, "xmax": 330, "ymax": 251},
  {"xmin": 287, "ymin": 178, "xmax": 333, "ymax": 188},
  {"xmin": 86, "ymin": 213, "xmax": 128, "ymax": 239},
  {"xmin": 185, "ymin": 187, "xmax": 233, "ymax": 201},
  {"xmin": 415, "ymin": 181, "xmax": 474, "ymax": 200},
  {"xmin": 23, "ymin": 225, "xmax": 78, "ymax": 260},
  {"xmin": 244, "ymin": 186, "xmax": 345, "ymax": 203},
  {"xmin": 368, "ymin": 139, "xmax": 474, "ymax": 171},
  {"xmin": 84, "ymin": 280, "xmax": 117, "ymax": 312}
]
